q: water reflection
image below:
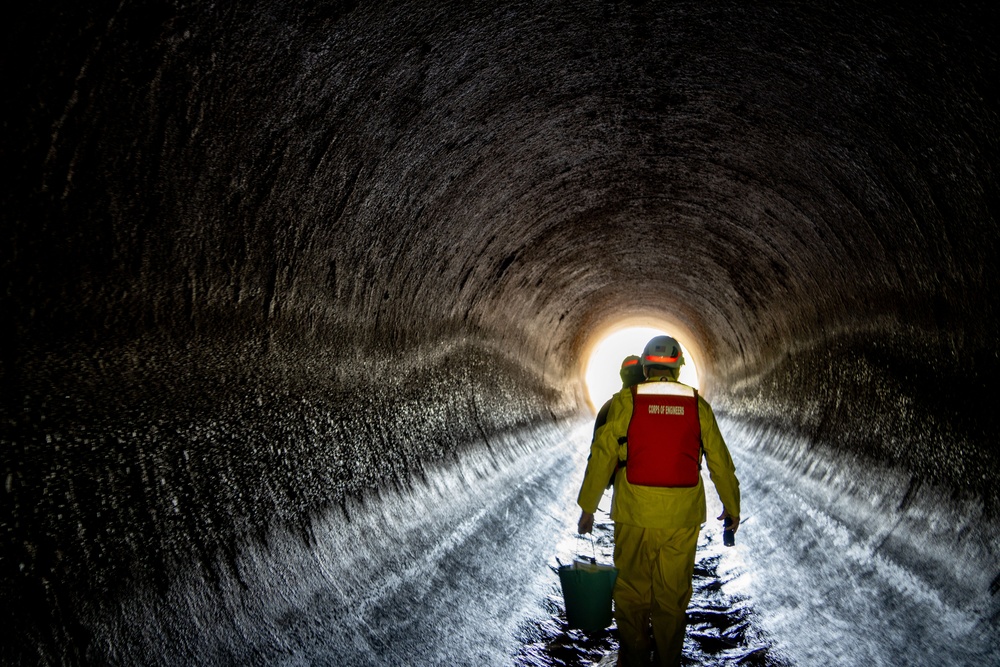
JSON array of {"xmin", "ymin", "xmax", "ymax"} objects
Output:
[
  {"xmin": 45, "ymin": 416, "xmax": 998, "ymax": 665},
  {"xmin": 721, "ymin": 417, "xmax": 1000, "ymax": 667},
  {"xmin": 515, "ymin": 416, "xmax": 1000, "ymax": 666},
  {"xmin": 515, "ymin": 485, "xmax": 788, "ymax": 666}
]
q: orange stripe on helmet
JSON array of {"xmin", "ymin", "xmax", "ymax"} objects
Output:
[
  {"xmin": 644, "ymin": 354, "xmax": 679, "ymax": 364},
  {"xmin": 621, "ymin": 359, "xmax": 640, "ymax": 367}
]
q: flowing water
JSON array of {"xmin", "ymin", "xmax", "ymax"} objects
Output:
[
  {"xmin": 77, "ymin": 417, "xmax": 997, "ymax": 665},
  {"xmin": 718, "ymin": 417, "xmax": 999, "ymax": 667},
  {"xmin": 514, "ymin": 425, "xmax": 788, "ymax": 667},
  {"xmin": 85, "ymin": 423, "xmax": 581, "ymax": 665},
  {"xmin": 515, "ymin": 417, "xmax": 999, "ymax": 666}
]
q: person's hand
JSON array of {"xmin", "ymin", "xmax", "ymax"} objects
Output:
[
  {"xmin": 578, "ymin": 511, "xmax": 594, "ymax": 534},
  {"xmin": 717, "ymin": 509, "xmax": 739, "ymax": 533}
]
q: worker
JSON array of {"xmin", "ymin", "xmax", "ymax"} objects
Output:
[
  {"xmin": 592, "ymin": 354, "xmax": 645, "ymax": 441},
  {"xmin": 589, "ymin": 354, "xmax": 646, "ymax": 490},
  {"xmin": 576, "ymin": 335, "xmax": 741, "ymax": 666}
]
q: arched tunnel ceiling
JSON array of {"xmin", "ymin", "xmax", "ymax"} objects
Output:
[
  {"xmin": 10, "ymin": 1, "xmax": 996, "ymax": 363},
  {"xmin": 3, "ymin": 1, "xmax": 999, "ymax": 646},
  {"xmin": 6, "ymin": 0, "xmax": 999, "ymax": 483}
]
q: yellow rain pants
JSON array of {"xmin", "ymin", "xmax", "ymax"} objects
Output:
[
  {"xmin": 578, "ymin": 379, "xmax": 740, "ymax": 666},
  {"xmin": 613, "ymin": 523, "xmax": 700, "ymax": 667}
]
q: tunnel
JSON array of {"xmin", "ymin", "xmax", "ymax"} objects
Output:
[{"xmin": 3, "ymin": 1, "xmax": 999, "ymax": 665}]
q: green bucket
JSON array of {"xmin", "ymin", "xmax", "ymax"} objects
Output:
[{"xmin": 558, "ymin": 559, "xmax": 619, "ymax": 632}]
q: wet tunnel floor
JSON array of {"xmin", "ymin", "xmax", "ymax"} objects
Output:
[
  {"xmin": 80, "ymin": 418, "xmax": 997, "ymax": 665},
  {"xmin": 508, "ymin": 418, "xmax": 997, "ymax": 667},
  {"xmin": 82, "ymin": 419, "xmax": 789, "ymax": 666},
  {"xmin": 514, "ymin": 481, "xmax": 788, "ymax": 667}
]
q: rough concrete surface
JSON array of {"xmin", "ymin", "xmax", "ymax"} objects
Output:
[{"xmin": 3, "ymin": 1, "xmax": 998, "ymax": 664}]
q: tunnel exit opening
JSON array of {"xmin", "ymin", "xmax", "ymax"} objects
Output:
[{"xmin": 583, "ymin": 325, "xmax": 700, "ymax": 414}]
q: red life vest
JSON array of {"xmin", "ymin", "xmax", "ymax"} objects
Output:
[{"xmin": 625, "ymin": 382, "xmax": 702, "ymax": 487}]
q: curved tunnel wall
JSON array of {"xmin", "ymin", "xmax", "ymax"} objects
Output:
[{"xmin": 3, "ymin": 0, "xmax": 999, "ymax": 661}]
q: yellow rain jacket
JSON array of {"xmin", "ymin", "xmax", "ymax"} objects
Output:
[
  {"xmin": 577, "ymin": 379, "xmax": 740, "ymax": 526},
  {"xmin": 578, "ymin": 375, "xmax": 740, "ymax": 666}
]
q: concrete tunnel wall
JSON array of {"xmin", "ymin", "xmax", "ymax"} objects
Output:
[{"xmin": 3, "ymin": 0, "xmax": 999, "ymax": 662}]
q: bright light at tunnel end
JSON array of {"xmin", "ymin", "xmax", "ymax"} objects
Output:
[{"xmin": 584, "ymin": 326, "xmax": 700, "ymax": 413}]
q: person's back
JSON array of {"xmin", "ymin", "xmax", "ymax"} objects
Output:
[
  {"xmin": 577, "ymin": 335, "xmax": 740, "ymax": 666},
  {"xmin": 590, "ymin": 355, "xmax": 645, "ymax": 490},
  {"xmin": 592, "ymin": 355, "xmax": 644, "ymax": 441}
]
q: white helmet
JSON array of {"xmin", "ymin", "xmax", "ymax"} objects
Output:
[{"xmin": 641, "ymin": 335, "xmax": 684, "ymax": 369}]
